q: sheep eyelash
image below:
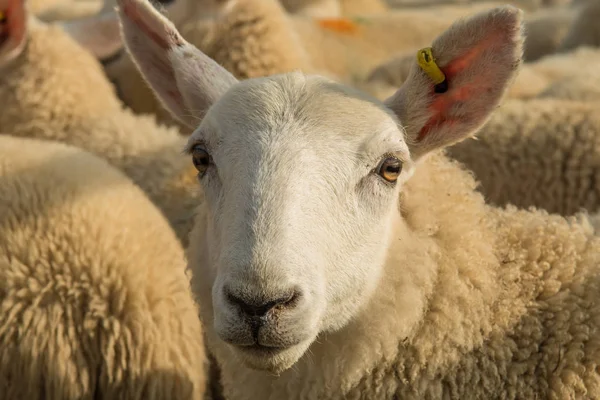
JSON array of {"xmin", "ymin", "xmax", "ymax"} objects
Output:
[{"xmin": 182, "ymin": 138, "xmax": 210, "ymax": 155}]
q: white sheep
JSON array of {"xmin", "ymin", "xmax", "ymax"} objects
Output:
[
  {"xmin": 119, "ymin": 1, "xmax": 600, "ymax": 398},
  {"xmin": 0, "ymin": 2, "xmax": 199, "ymax": 246},
  {"xmin": 0, "ymin": 134, "xmax": 207, "ymax": 399}
]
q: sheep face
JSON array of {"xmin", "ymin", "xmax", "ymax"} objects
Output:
[
  {"xmin": 117, "ymin": 0, "xmax": 524, "ymax": 373},
  {"xmin": 188, "ymin": 72, "xmax": 414, "ymax": 373}
]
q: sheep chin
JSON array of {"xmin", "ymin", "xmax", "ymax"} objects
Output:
[{"xmin": 231, "ymin": 338, "xmax": 313, "ymax": 375}]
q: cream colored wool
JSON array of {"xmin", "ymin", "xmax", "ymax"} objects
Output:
[
  {"xmin": 590, "ymin": 213, "xmax": 600, "ymax": 233},
  {"xmin": 448, "ymin": 98, "xmax": 600, "ymax": 216},
  {"xmin": 0, "ymin": 16, "xmax": 199, "ymax": 246},
  {"xmin": 0, "ymin": 135, "xmax": 206, "ymax": 399},
  {"xmin": 35, "ymin": 0, "xmax": 103, "ymax": 22},
  {"xmin": 117, "ymin": 1, "xmax": 600, "ymax": 397}
]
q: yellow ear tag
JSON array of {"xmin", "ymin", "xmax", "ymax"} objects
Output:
[
  {"xmin": 0, "ymin": 11, "xmax": 6, "ymax": 23},
  {"xmin": 417, "ymin": 47, "xmax": 448, "ymax": 93}
]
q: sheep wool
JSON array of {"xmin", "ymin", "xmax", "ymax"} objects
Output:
[
  {"xmin": 117, "ymin": 0, "xmax": 600, "ymax": 398},
  {"xmin": 448, "ymin": 98, "xmax": 600, "ymax": 216},
  {"xmin": 0, "ymin": 135, "xmax": 207, "ymax": 399},
  {"xmin": 532, "ymin": 47, "xmax": 600, "ymax": 102},
  {"xmin": 0, "ymin": 9, "xmax": 200, "ymax": 246}
]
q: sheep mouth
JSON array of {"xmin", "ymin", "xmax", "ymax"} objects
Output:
[{"xmin": 237, "ymin": 343, "xmax": 285, "ymax": 355}]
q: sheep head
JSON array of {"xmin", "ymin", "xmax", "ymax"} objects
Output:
[{"xmin": 118, "ymin": 0, "xmax": 524, "ymax": 374}]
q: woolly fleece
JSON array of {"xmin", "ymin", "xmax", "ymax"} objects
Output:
[
  {"xmin": 0, "ymin": 19, "xmax": 200, "ymax": 246},
  {"xmin": 0, "ymin": 135, "xmax": 206, "ymax": 399},
  {"xmin": 448, "ymin": 98, "xmax": 600, "ymax": 216}
]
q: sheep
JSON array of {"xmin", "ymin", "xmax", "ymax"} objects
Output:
[
  {"xmin": 0, "ymin": 1, "xmax": 200, "ymax": 246},
  {"xmin": 120, "ymin": 1, "xmax": 600, "ymax": 398},
  {"xmin": 0, "ymin": 134, "xmax": 207, "ymax": 399}
]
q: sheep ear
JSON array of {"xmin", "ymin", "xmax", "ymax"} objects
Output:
[
  {"xmin": 116, "ymin": 0, "xmax": 238, "ymax": 129},
  {"xmin": 0, "ymin": 0, "xmax": 28, "ymax": 67},
  {"xmin": 61, "ymin": 10, "xmax": 124, "ymax": 62},
  {"xmin": 384, "ymin": 6, "xmax": 524, "ymax": 161}
]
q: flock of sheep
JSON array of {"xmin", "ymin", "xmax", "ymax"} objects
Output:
[{"xmin": 1, "ymin": 0, "xmax": 600, "ymax": 398}]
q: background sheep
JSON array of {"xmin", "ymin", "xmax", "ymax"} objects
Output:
[
  {"xmin": 0, "ymin": 134, "xmax": 206, "ymax": 399},
  {"xmin": 0, "ymin": 0, "xmax": 200, "ymax": 246},
  {"xmin": 558, "ymin": 0, "xmax": 600, "ymax": 52},
  {"xmin": 448, "ymin": 98, "xmax": 600, "ymax": 215},
  {"xmin": 71, "ymin": 0, "xmax": 511, "ymax": 131},
  {"xmin": 119, "ymin": 1, "xmax": 600, "ymax": 398},
  {"xmin": 521, "ymin": 4, "xmax": 577, "ymax": 61}
]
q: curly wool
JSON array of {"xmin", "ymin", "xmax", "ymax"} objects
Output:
[
  {"xmin": 189, "ymin": 150, "xmax": 600, "ymax": 399},
  {"xmin": 448, "ymin": 98, "xmax": 600, "ymax": 216},
  {"xmin": 0, "ymin": 135, "xmax": 206, "ymax": 400},
  {"xmin": 0, "ymin": 20, "xmax": 200, "ymax": 246}
]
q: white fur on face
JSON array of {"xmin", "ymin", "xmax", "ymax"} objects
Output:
[{"xmin": 187, "ymin": 72, "xmax": 415, "ymax": 373}]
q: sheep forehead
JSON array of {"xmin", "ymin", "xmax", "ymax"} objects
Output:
[{"xmin": 197, "ymin": 73, "xmax": 407, "ymax": 167}]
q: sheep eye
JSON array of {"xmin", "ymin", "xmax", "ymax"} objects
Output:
[
  {"xmin": 377, "ymin": 157, "xmax": 402, "ymax": 183},
  {"xmin": 191, "ymin": 145, "xmax": 211, "ymax": 174}
]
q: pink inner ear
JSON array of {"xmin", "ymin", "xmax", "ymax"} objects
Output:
[
  {"xmin": 5, "ymin": 0, "xmax": 26, "ymax": 48},
  {"xmin": 120, "ymin": 0, "xmax": 186, "ymax": 109},
  {"xmin": 121, "ymin": 0, "xmax": 181, "ymax": 50},
  {"xmin": 417, "ymin": 32, "xmax": 504, "ymax": 142}
]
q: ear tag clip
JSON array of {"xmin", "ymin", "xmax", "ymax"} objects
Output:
[
  {"xmin": 417, "ymin": 47, "xmax": 448, "ymax": 94},
  {"xmin": 0, "ymin": 11, "xmax": 6, "ymax": 24}
]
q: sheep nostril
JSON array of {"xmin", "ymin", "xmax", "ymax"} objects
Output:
[{"xmin": 226, "ymin": 288, "xmax": 301, "ymax": 318}]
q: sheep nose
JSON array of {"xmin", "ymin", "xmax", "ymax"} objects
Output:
[{"xmin": 226, "ymin": 289, "xmax": 299, "ymax": 318}]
